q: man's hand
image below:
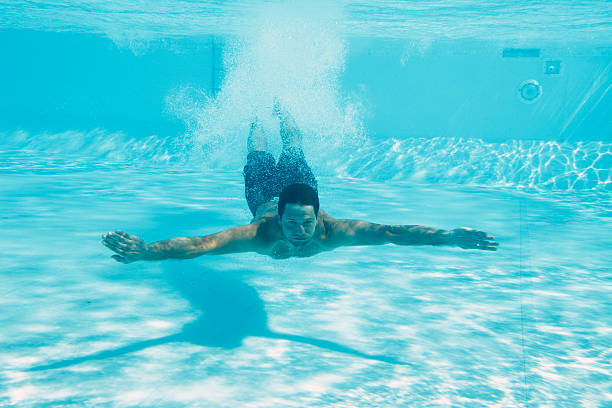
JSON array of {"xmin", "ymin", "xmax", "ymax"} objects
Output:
[
  {"xmin": 102, "ymin": 230, "xmax": 149, "ymax": 263},
  {"xmin": 448, "ymin": 227, "xmax": 498, "ymax": 251}
]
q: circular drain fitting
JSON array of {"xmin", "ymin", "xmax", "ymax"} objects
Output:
[{"xmin": 518, "ymin": 79, "xmax": 542, "ymax": 104}]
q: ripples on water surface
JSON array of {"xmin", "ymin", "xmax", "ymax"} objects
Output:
[{"xmin": 1, "ymin": 1, "xmax": 611, "ymax": 45}]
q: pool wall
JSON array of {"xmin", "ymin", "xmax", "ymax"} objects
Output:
[{"xmin": 1, "ymin": 30, "xmax": 610, "ymax": 144}]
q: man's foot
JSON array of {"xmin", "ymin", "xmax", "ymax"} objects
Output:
[
  {"xmin": 272, "ymin": 98, "xmax": 282, "ymax": 119},
  {"xmin": 247, "ymin": 118, "xmax": 268, "ymax": 153},
  {"xmin": 273, "ymin": 99, "xmax": 302, "ymax": 150}
]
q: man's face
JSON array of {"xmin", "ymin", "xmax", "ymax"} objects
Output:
[{"xmin": 280, "ymin": 203, "xmax": 318, "ymax": 245}]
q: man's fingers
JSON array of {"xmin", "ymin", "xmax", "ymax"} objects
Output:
[
  {"xmin": 102, "ymin": 240, "xmax": 119, "ymax": 252},
  {"xmin": 111, "ymin": 255, "xmax": 128, "ymax": 263},
  {"xmin": 452, "ymin": 228, "xmax": 498, "ymax": 251},
  {"xmin": 102, "ymin": 240, "xmax": 126, "ymax": 254},
  {"xmin": 105, "ymin": 232, "xmax": 129, "ymax": 244},
  {"xmin": 472, "ymin": 239, "xmax": 499, "ymax": 251},
  {"xmin": 116, "ymin": 231, "xmax": 141, "ymax": 243},
  {"xmin": 104, "ymin": 231, "xmax": 135, "ymax": 242},
  {"xmin": 104, "ymin": 233, "xmax": 141, "ymax": 251},
  {"xmin": 104, "ymin": 234, "xmax": 125, "ymax": 245},
  {"xmin": 115, "ymin": 230, "xmax": 133, "ymax": 239},
  {"xmin": 102, "ymin": 240, "xmax": 140, "ymax": 256},
  {"xmin": 479, "ymin": 240, "xmax": 499, "ymax": 250},
  {"xmin": 103, "ymin": 237, "xmax": 130, "ymax": 250},
  {"xmin": 101, "ymin": 231, "xmax": 143, "ymax": 264}
]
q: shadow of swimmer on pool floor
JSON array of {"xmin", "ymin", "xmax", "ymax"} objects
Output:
[
  {"xmin": 101, "ymin": 101, "xmax": 498, "ymax": 263},
  {"xmin": 28, "ymin": 265, "xmax": 414, "ymax": 372}
]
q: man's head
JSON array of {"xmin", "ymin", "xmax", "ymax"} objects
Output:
[{"xmin": 278, "ymin": 183, "xmax": 319, "ymax": 245}]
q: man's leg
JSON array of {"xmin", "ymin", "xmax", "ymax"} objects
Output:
[
  {"xmin": 273, "ymin": 102, "xmax": 318, "ymax": 194},
  {"xmin": 243, "ymin": 119, "xmax": 277, "ymax": 216}
]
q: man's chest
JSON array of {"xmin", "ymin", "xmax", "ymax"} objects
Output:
[{"xmin": 268, "ymin": 239, "xmax": 326, "ymax": 259}]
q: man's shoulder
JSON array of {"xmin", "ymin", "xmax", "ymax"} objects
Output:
[
  {"xmin": 318, "ymin": 208, "xmax": 330, "ymax": 216},
  {"xmin": 316, "ymin": 211, "xmax": 365, "ymax": 247},
  {"xmin": 316, "ymin": 210, "xmax": 346, "ymax": 245},
  {"xmin": 252, "ymin": 200, "xmax": 278, "ymax": 220},
  {"xmin": 317, "ymin": 209, "xmax": 335, "ymax": 222},
  {"xmin": 318, "ymin": 209, "xmax": 340, "ymax": 230},
  {"xmin": 251, "ymin": 215, "xmax": 282, "ymax": 241}
]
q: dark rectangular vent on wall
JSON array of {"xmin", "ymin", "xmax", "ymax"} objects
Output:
[{"xmin": 502, "ymin": 48, "xmax": 541, "ymax": 58}]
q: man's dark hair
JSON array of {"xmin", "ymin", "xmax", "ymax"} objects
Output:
[{"xmin": 278, "ymin": 183, "xmax": 319, "ymax": 218}]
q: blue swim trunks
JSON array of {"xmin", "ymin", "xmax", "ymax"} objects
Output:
[{"xmin": 243, "ymin": 147, "xmax": 318, "ymax": 216}]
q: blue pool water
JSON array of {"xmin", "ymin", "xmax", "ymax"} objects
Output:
[{"xmin": 1, "ymin": 2, "xmax": 611, "ymax": 407}]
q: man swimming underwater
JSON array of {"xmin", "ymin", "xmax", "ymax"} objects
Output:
[{"xmin": 102, "ymin": 103, "xmax": 498, "ymax": 262}]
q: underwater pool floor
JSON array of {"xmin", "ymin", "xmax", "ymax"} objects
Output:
[{"xmin": 0, "ymin": 159, "xmax": 610, "ymax": 407}]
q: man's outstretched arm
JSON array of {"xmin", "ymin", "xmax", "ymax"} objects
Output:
[
  {"xmin": 102, "ymin": 224, "xmax": 260, "ymax": 264},
  {"xmin": 327, "ymin": 219, "xmax": 498, "ymax": 251}
]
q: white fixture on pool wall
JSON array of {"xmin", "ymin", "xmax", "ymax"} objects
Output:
[
  {"xmin": 518, "ymin": 79, "xmax": 543, "ymax": 104},
  {"xmin": 544, "ymin": 60, "xmax": 561, "ymax": 75}
]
